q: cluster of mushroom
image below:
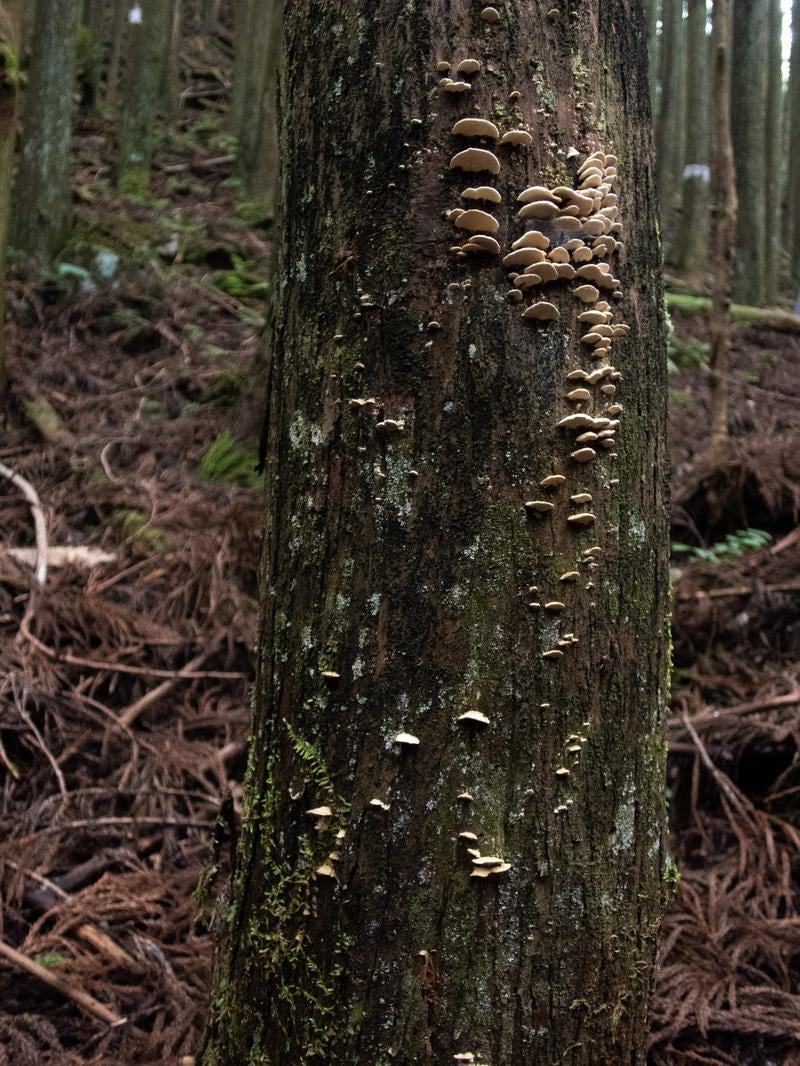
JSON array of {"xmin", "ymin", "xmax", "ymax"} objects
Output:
[
  {"xmin": 443, "ymin": 108, "xmax": 533, "ymax": 258},
  {"xmin": 305, "ymin": 806, "xmax": 347, "ymax": 879}
]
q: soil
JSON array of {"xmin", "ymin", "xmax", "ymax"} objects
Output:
[{"xmin": 2, "ymin": 14, "xmax": 800, "ymax": 1066}]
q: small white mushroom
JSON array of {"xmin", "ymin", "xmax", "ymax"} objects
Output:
[
  {"xmin": 544, "ymin": 601, "xmax": 566, "ymax": 611},
  {"xmin": 558, "ymin": 413, "xmax": 595, "ymax": 430},
  {"xmin": 575, "ymin": 431, "xmax": 598, "ymax": 443},
  {"xmin": 506, "ymin": 288, "xmax": 523, "ymax": 302},
  {"xmin": 458, "ymin": 831, "xmax": 479, "ymax": 842},
  {"xmin": 442, "ymin": 80, "xmax": 473, "ymax": 93},
  {"xmin": 472, "ymin": 855, "xmax": 506, "ymax": 867},
  {"xmin": 555, "ymin": 766, "xmax": 570, "ymax": 777},
  {"xmin": 560, "ymin": 571, "xmax": 580, "ymax": 582},
  {"xmin": 518, "ymin": 200, "xmax": 560, "ymax": 220},
  {"xmin": 458, "ymin": 709, "xmax": 491, "ymax": 726},
  {"xmin": 306, "ymin": 805, "xmax": 333, "ymax": 818},
  {"xmin": 542, "ymin": 649, "xmax": 564, "ymax": 659},
  {"xmin": 480, "ymin": 5, "xmax": 501, "ymax": 22},
  {"xmin": 511, "ymin": 230, "xmax": 550, "ymax": 251},
  {"xmin": 524, "ymin": 499, "xmax": 555, "ymax": 514},
  {"xmin": 567, "ymin": 512, "xmax": 596, "ymax": 526},
  {"xmin": 315, "ymin": 863, "xmax": 337, "ymax": 878},
  {"xmin": 540, "ymin": 474, "xmax": 566, "ymax": 488},
  {"xmin": 369, "ymin": 798, "xmax": 391, "ymax": 810},
  {"xmin": 462, "ymin": 234, "xmax": 501, "ymax": 254},
  {"xmin": 450, "ymin": 148, "xmax": 501, "ymax": 174},
  {"xmin": 456, "ymin": 59, "xmax": 482, "ymax": 76},
  {"xmin": 566, "ymin": 387, "xmax": 591, "ymax": 402},
  {"xmin": 523, "ymin": 262, "xmax": 559, "ymax": 282},
  {"xmin": 517, "ymin": 185, "xmax": 559, "ymax": 204},
  {"xmin": 457, "ymin": 792, "xmax": 474, "ymax": 802},
  {"xmin": 452, "ymin": 117, "xmax": 500, "ymax": 139},
  {"xmin": 393, "ymin": 731, "xmax": 420, "ymax": 746},
  {"xmin": 436, "ymin": 61, "xmax": 451, "ymax": 73},
  {"xmin": 574, "ymin": 284, "xmax": 600, "ymax": 303},
  {"xmin": 570, "ymin": 492, "xmax": 592, "ymax": 504},
  {"xmin": 503, "ymin": 248, "xmax": 546, "ymax": 267}
]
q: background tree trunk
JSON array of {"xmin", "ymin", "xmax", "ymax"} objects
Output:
[
  {"xmin": 787, "ymin": 0, "xmax": 800, "ymax": 287},
  {"xmin": 646, "ymin": 0, "xmax": 661, "ymax": 109},
  {"xmin": 116, "ymin": 0, "xmax": 170, "ymax": 194},
  {"xmin": 730, "ymin": 0, "xmax": 768, "ymax": 304},
  {"xmin": 161, "ymin": 0, "xmax": 182, "ymax": 126},
  {"xmin": 675, "ymin": 0, "xmax": 709, "ymax": 279},
  {"xmin": 656, "ymin": 0, "xmax": 684, "ymax": 247},
  {"xmin": 762, "ymin": 0, "xmax": 782, "ymax": 306},
  {"xmin": 709, "ymin": 0, "xmax": 737, "ymax": 443},
  {"xmin": 0, "ymin": 0, "xmax": 22, "ymax": 391},
  {"xmin": 105, "ymin": 0, "xmax": 128, "ymax": 112},
  {"xmin": 201, "ymin": 2, "xmax": 669, "ymax": 1064},
  {"xmin": 11, "ymin": 0, "xmax": 82, "ymax": 261},
  {"xmin": 237, "ymin": 0, "xmax": 279, "ymax": 209}
]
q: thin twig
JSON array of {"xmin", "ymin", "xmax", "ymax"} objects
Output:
[
  {"xmin": 0, "ymin": 936, "xmax": 125, "ymax": 1027},
  {"xmin": 0, "ymin": 461, "xmax": 48, "ymax": 587},
  {"xmin": 119, "ymin": 638, "xmax": 222, "ymax": 727}
]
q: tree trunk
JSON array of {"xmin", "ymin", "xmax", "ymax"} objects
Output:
[
  {"xmin": 656, "ymin": 0, "xmax": 684, "ymax": 247},
  {"xmin": 116, "ymin": 0, "xmax": 170, "ymax": 194},
  {"xmin": 731, "ymin": 0, "xmax": 768, "ymax": 305},
  {"xmin": 11, "ymin": 0, "xmax": 81, "ymax": 261},
  {"xmin": 0, "ymin": 0, "xmax": 22, "ymax": 391},
  {"xmin": 787, "ymin": 0, "xmax": 800, "ymax": 287},
  {"xmin": 231, "ymin": 0, "xmax": 252, "ymax": 134},
  {"xmin": 763, "ymin": 0, "xmax": 782, "ymax": 306},
  {"xmin": 237, "ymin": 0, "xmax": 279, "ymax": 209},
  {"xmin": 161, "ymin": 0, "xmax": 181, "ymax": 126},
  {"xmin": 674, "ymin": 0, "xmax": 709, "ymax": 279},
  {"xmin": 709, "ymin": 0, "xmax": 737, "ymax": 443},
  {"xmin": 105, "ymin": 0, "xmax": 127, "ymax": 111},
  {"xmin": 646, "ymin": 0, "xmax": 660, "ymax": 110},
  {"xmin": 201, "ymin": 3, "xmax": 669, "ymax": 1064},
  {"xmin": 201, "ymin": 0, "xmax": 219, "ymax": 35}
]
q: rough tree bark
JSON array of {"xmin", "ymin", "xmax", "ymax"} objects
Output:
[
  {"xmin": 646, "ymin": 0, "xmax": 660, "ymax": 109},
  {"xmin": 675, "ymin": 0, "xmax": 709, "ymax": 279},
  {"xmin": 709, "ymin": 0, "xmax": 737, "ymax": 443},
  {"xmin": 763, "ymin": 0, "xmax": 782, "ymax": 306},
  {"xmin": 11, "ymin": 0, "xmax": 82, "ymax": 261},
  {"xmin": 731, "ymin": 0, "xmax": 768, "ymax": 305},
  {"xmin": 0, "ymin": 0, "xmax": 22, "ymax": 391},
  {"xmin": 117, "ymin": 0, "xmax": 170, "ymax": 194},
  {"xmin": 201, "ymin": 3, "xmax": 669, "ymax": 1064}
]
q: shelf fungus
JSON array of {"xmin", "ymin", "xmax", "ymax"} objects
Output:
[
  {"xmin": 567, "ymin": 512, "xmax": 597, "ymax": 527},
  {"xmin": 456, "ymin": 209, "xmax": 500, "ymax": 234},
  {"xmin": 369, "ymin": 798, "xmax": 391, "ymax": 810},
  {"xmin": 523, "ymin": 262, "xmax": 558, "ymax": 282},
  {"xmin": 518, "ymin": 200, "xmax": 560, "ymax": 220},
  {"xmin": 462, "ymin": 234, "xmax": 501, "ymax": 255},
  {"xmin": 461, "ymin": 185, "xmax": 502, "ymax": 203},
  {"xmin": 570, "ymin": 492, "xmax": 592, "ymax": 504},
  {"xmin": 503, "ymin": 247, "xmax": 546, "ymax": 267},
  {"xmin": 555, "ymin": 766, "xmax": 570, "ymax": 777},
  {"xmin": 566, "ymin": 387, "xmax": 591, "ymax": 403},
  {"xmin": 440, "ymin": 79, "xmax": 472, "ymax": 93},
  {"xmin": 306, "ymin": 805, "xmax": 333, "ymax": 818},
  {"xmin": 376, "ymin": 419, "xmax": 405, "ymax": 434},
  {"xmin": 458, "ymin": 831, "xmax": 479, "ymax": 843},
  {"xmin": 524, "ymin": 499, "xmax": 555, "ymax": 515},
  {"xmin": 480, "ymin": 5, "xmax": 501, "ymax": 21},
  {"xmin": 522, "ymin": 301, "xmax": 559, "ymax": 321},
  {"xmin": 511, "ymin": 230, "xmax": 550, "ymax": 251},
  {"xmin": 457, "ymin": 791, "xmax": 474, "ymax": 802},
  {"xmin": 456, "ymin": 58, "xmax": 482, "ymax": 76},
  {"xmin": 315, "ymin": 863, "xmax": 337, "ymax": 879},
  {"xmin": 542, "ymin": 649, "xmax": 564, "ymax": 659},
  {"xmin": 502, "ymin": 129, "xmax": 533, "ymax": 146},
  {"xmin": 570, "ymin": 447, "xmax": 597, "ymax": 463},
  {"xmin": 558, "ymin": 413, "xmax": 595, "ymax": 430},
  {"xmin": 393, "ymin": 731, "xmax": 420, "ymax": 746},
  {"xmin": 450, "ymin": 147, "xmax": 501, "ymax": 174},
  {"xmin": 457, "ymin": 709, "xmax": 491, "ymax": 727},
  {"xmin": 453, "ymin": 117, "xmax": 499, "ymax": 139},
  {"xmin": 575, "ymin": 284, "xmax": 600, "ymax": 303},
  {"xmin": 540, "ymin": 473, "xmax": 566, "ymax": 489},
  {"xmin": 321, "ymin": 670, "xmax": 341, "ymax": 686},
  {"xmin": 559, "ymin": 571, "xmax": 580, "ymax": 582},
  {"xmin": 544, "ymin": 600, "xmax": 566, "ymax": 611}
]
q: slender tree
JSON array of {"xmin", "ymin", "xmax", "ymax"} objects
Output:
[
  {"xmin": 674, "ymin": 0, "xmax": 709, "ymax": 278},
  {"xmin": 117, "ymin": 0, "xmax": 170, "ymax": 194},
  {"xmin": 709, "ymin": 0, "xmax": 738, "ymax": 443},
  {"xmin": 763, "ymin": 0, "xmax": 783, "ymax": 305},
  {"xmin": 787, "ymin": 0, "xmax": 800, "ymax": 286},
  {"xmin": 237, "ymin": 0, "xmax": 280, "ymax": 207},
  {"xmin": 105, "ymin": 0, "xmax": 128, "ymax": 111},
  {"xmin": 730, "ymin": 0, "xmax": 768, "ymax": 304},
  {"xmin": 0, "ymin": 0, "xmax": 22, "ymax": 389},
  {"xmin": 201, "ymin": 0, "xmax": 220, "ymax": 35},
  {"xmin": 11, "ymin": 0, "xmax": 82, "ymax": 261},
  {"xmin": 162, "ymin": 0, "xmax": 182, "ymax": 126},
  {"xmin": 646, "ymin": 0, "xmax": 661, "ymax": 108},
  {"xmin": 656, "ymin": 0, "xmax": 685, "ymax": 243},
  {"xmin": 200, "ymin": 3, "xmax": 669, "ymax": 1064}
]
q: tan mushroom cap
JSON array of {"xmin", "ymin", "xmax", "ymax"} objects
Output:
[
  {"xmin": 566, "ymin": 369, "xmax": 588, "ymax": 381},
  {"xmin": 540, "ymin": 473, "xmax": 566, "ymax": 488},
  {"xmin": 436, "ymin": 61, "xmax": 451, "ymax": 73},
  {"xmin": 450, "ymin": 147, "xmax": 501, "ymax": 174},
  {"xmin": 502, "ymin": 129, "xmax": 533, "ymax": 146},
  {"xmin": 570, "ymin": 492, "xmax": 592, "ymax": 504},
  {"xmin": 570, "ymin": 447, "xmax": 597, "ymax": 463},
  {"xmin": 480, "ymin": 5, "xmax": 501, "ymax": 21},
  {"xmin": 575, "ymin": 284, "xmax": 600, "ymax": 303},
  {"xmin": 453, "ymin": 117, "xmax": 500, "ymax": 139},
  {"xmin": 554, "ymin": 215, "xmax": 583, "ymax": 232},
  {"xmin": 572, "ymin": 246, "xmax": 594, "ymax": 263},
  {"xmin": 525, "ymin": 499, "xmax": 556, "ymax": 512},
  {"xmin": 575, "ymin": 431, "xmax": 598, "ymax": 442},
  {"xmin": 578, "ymin": 309, "xmax": 607, "ymax": 325},
  {"xmin": 503, "ymin": 247, "xmax": 546, "ymax": 267},
  {"xmin": 542, "ymin": 649, "xmax": 564, "ymax": 659},
  {"xmin": 558, "ymin": 412, "xmax": 595, "ymax": 429},
  {"xmin": 548, "ymin": 247, "xmax": 571, "ymax": 263},
  {"xmin": 523, "ymin": 301, "xmax": 560, "ymax": 321},
  {"xmin": 442, "ymin": 80, "xmax": 473, "ymax": 93},
  {"xmin": 462, "ymin": 234, "xmax": 501, "ymax": 254},
  {"xmin": 554, "ymin": 262, "xmax": 576, "ymax": 279},
  {"xmin": 511, "ymin": 230, "xmax": 550, "ymax": 251},
  {"xmin": 456, "ymin": 58, "xmax": 482, "ymax": 76},
  {"xmin": 306, "ymin": 805, "xmax": 333, "ymax": 817},
  {"xmin": 517, "ymin": 185, "xmax": 559, "ymax": 204},
  {"xmin": 576, "ymin": 263, "xmax": 606, "ymax": 284},
  {"xmin": 506, "ymin": 288, "xmax": 523, "ymax": 302},
  {"xmin": 566, "ymin": 387, "xmax": 591, "ymax": 402},
  {"xmin": 393, "ymin": 731, "xmax": 420, "ymax": 746},
  {"xmin": 456, "ymin": 208, "xmax": 500, "ymax": 234},
  {"xmin": 461, "ymin": 185, "xmax": 502, "ymax": 203},
  {"xmin": 524, "ymin": 261, "xmax": 559, "ymax": 282},
  {"xmin": 567, "ymin": 512, "xmax": 596, "ymax": 526},
  {"xmin": 518, "ymin": 200, "xmax": 560, "ymax": 220}
]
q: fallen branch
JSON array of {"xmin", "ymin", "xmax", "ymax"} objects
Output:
[
  {"xmin": 160, "ymin": 153, "xmax": 235, "ymax": 174},
  {"xmin": 674, "ymin": 578, "xmax": 800, "ymax": 601},
  {"xmin": 0, "ymin": 936, "xmax": 125, "ymax": 1027},
  {"xmin": 119, "ymin": 638, "xmax": 222, "ymax": 727},
  {"xmin": 0, "ymin": 461, "xmax": 48, "ymax": 587},
  {"xmin": 666, "ymin": 290, "xmax": 800, "ymax": 335}
]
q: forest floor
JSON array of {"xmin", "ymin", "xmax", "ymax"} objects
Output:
[{"xmin": 2, "ymin": 31, "xmax": 800, "ymax": 1066}]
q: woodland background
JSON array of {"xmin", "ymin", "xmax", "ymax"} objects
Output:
[{"xmin": 1, "ymin": 1, "xmax": 800, "ymax": 1064}]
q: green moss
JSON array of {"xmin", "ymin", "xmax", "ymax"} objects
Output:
[
  {"xmin": 116, "ymin": 509, "xmax": 166, "ymax": 550},
  {"xmin": 198, "ymin": 430, "xmax": 263, "ymax": 488}
]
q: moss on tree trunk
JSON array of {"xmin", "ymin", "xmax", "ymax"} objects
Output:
[{"xmin": 201, "ymin": 3, "xmax": 669, "ymax": 1064}]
